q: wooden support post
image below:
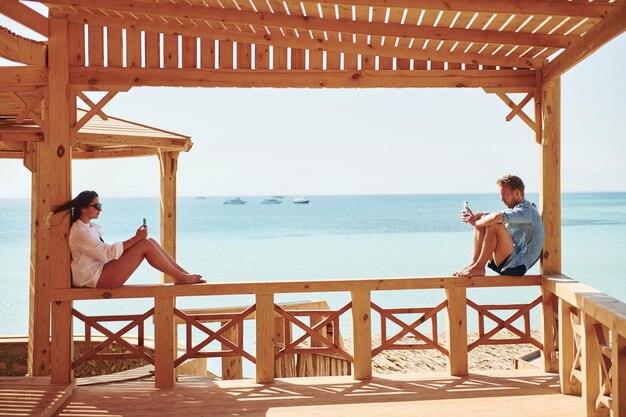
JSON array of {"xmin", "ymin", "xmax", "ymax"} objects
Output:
[
  {"xmin": 559, "ymin": 299, "xmax": 581, "ymax": 394},
  {"xmin": 445, "ymin": 287, "xmax": 468, "ymax": 376},
  {"xmin": 154, "ymin": 296, "xmax": 175, "ymax": 388},
  {"xmin": 350, "ymin": 289, "xmax": 372, "ymax": 380},
  {"xmin": 28, "ymin": 137, "xmax": 49, "ymax": 376},
  {"xmin": 159, "ymin": 151, "xmax": 178, "ymax": 284},
  {"xmin": 47, "ymin": 15, "xmax": 74, "ymax": 384},
  {"xmin": 255, "ymin": 293, "xmax": 275, "ymax": 383},
  {"xmin": 581, "ymin": 313, "xmax": 605, "ymax": 417},
  {"xmin": 541, "ymin": 286, "xmax": 559, "ymax": 372},
  {"xmin": 221, "ymin": 321, "xmax": 243, "ymax": 380},
  {"xmin": 612, "ymin": 332, "xmax": 626, "ymax": 417},
  {"xmin": 540, "ymin": 77, "xmax": 561, "ymax": 275}
]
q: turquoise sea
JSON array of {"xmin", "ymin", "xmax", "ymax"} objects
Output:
[{"xmin": 1, "ymin": 193, "xmax": 625, "ymax": 374}]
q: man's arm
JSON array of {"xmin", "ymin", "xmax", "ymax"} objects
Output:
[{"xmin": 469, "ymin": 212, "xmax": 504, "ymax": 227}]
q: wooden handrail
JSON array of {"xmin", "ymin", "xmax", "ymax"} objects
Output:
[
  {"xmin": 542, "ymin": 275, "xmax": 626, "ymax": 339},
  {"xmin": 50, "ymin": 275, "xmax": 542, "ymax": 301}
]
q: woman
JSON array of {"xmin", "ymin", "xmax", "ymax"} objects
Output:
[{"xmin": 51, "ymin": 190, "xmax": 205, "ymax": 288}]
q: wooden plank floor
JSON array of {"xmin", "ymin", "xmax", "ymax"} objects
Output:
[
  {"xmin": 51, "ymin": 369, "xmax": 583, "ymax": 417},
  {"xmin": 0, "ymin": 377, "xmax": 75, "ymax": 417}
]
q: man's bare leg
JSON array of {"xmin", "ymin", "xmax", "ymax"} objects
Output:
[
  {"xmin": 459, "ymin": 223, "xmax": 514, "ymax": 277},
  {"xmin": 454, "ymin": 226, "xmax": 486, "ymax": 275}
]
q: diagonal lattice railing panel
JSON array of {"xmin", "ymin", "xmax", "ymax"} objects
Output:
[
  {"xmin": 467, "ymin": 296, "xmax": 543, "ymax": 351},
  {"xmin": 274, "ymin": 302, "xmax": 353, "ymax": 362},
  {"xmin": 174, "ymin": 305, "xmax": 256, "ymax": 367},
  {"xmin": 570, "ymin": 310, "xmax": 584, "ymax": 385},
  {"xmin": 371, "ymin": 300, "xmax": 448, "ymax": 357},
  {"xmin": 593, "ymin": 323, "xmax": 613, "ymax": 413},
  {"xmin": 71, "ymin": 308, "xmax": 155, "ymax": 368}
]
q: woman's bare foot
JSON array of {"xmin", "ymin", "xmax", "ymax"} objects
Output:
[
  {"xmin": 173, "ymin": 273, "xmax": 206, "ymax": 284},
  {"xmin": 458, "ymin": 265, "xmax": 485, "ymax": 277}
]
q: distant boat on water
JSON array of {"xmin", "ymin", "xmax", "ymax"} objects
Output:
[
  {"xmin": 261, "ymin": 198, "xmax": 282, "ymax": 204},
  {"xmin": 223, "ymin": 197, "xmax": 246, "ymax": 205},
  {"xmin": 293, "ymin": 197, "xmax": 310, "ymax": 204}
]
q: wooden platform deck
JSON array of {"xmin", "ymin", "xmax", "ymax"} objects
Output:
[
  {"xmin": 51, "ymin": 369, "xmax": 582, "ymax": 417},
  {"xmin": 0, "ymin": 377, "xmax": 74, "ymax": 417}
]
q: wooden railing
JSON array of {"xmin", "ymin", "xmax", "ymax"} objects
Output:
[
  {"xmin": 541, "ymin": 275, "xmax": 626, "ymax": 417},
  {"xmin": 49, "ymin": 274, "xmax": 626, "ymax": 417}
]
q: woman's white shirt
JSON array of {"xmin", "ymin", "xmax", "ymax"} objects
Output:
[{"xmin": 69, "ymin": 220, "xmax": 123, "ymax": 287}]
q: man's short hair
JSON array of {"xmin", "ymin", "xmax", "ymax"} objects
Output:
[{"xmin": 496, "ymin": 175, "xmax": 525, "ymax": 193}]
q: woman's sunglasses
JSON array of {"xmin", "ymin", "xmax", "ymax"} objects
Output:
[{"xmin": 87, "ymin": 203, "xmax": 103, "ymax": 210}]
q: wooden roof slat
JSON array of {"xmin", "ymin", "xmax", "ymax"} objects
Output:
[
  {"xmin": 543, "ymin": 4, "xmax": 626, "ymax": 82},
  {"xmin": 0, "ymin": 0, "xmax": 49, "ymax": 37},
  {"xmin": 0, "ymin": 26, "xmax": 47, "ymax": 66},
  {"xmin": 42, "ymin": 0, "xmax": 576, "ymax": 49},
  {"xmin": 67, "ymin": 12, "xmax": 544, "ymax": 68},
  {"xmin": 291, "ymin": 0, "xmax": 620, "ymax": 19}
]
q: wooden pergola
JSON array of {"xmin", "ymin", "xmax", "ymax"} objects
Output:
[{"xmin": 1, "ymin": 1, "xmax": 625, "ymax": 416}]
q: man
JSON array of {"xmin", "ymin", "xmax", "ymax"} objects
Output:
[{"xmin": 454, "ymin": 175, "xmax": 545, "ymax": 277}]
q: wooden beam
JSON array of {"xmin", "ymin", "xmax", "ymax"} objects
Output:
[
  {"xmin": 543, "ymin": 5, "xmax": 626, "ymax": 83},
  {"xmin": 445, "ymin": 287, "xmax": 468, "ymax": 376},
  {"xmin": 0, "ymin": 128, "xmax": 44, "ymax": 141},
  {"xmin": 77, "ymin": 135, "xmax": 190, "ymax": 151},
  {"xmin": 540, "ymin": 286, "xmax": 558, "ymax": 373},
  {"xmin": 71, "ymin": 147, "xmax": 157, "ymax": 159},
  {"xmin": 540, "ymin": 78, "xmax": 561, "ymax": 275},
  {"xmin": 255, "ymin": 293, "xmax": 275, "ymax": 383},
  {"xmin": 154, "ymin": 296, "xmax": 175, "ymax": 388},
  {"xmin": 70, "ymin": 68, "xmax": 537, "ymax": 89},
  {"xmin": 292, "ymin": 0, "xmax": 618, "ymax": 19},
  {"xmin": 67, "ymin": 14, "xmax": 545, "ymax": 69},
  {"xmin": 542, "ymin": 275, "xmax": 626, "ymax": 340},
  {"xmin": 23, "ymin": 141, "xmax": 36, "ymax": 172},
  {"xmin": 612, "ymin": 332, "xmax": 626, "ymax": 417},
  {"xmin": 0, "ymin": 0, "xmax": 49, "ymax": 37},
  {"xmin": 49, "ymin": 0, "xmax": 575, "ymax": 49},
  {"xmin": 158, "ymin": 151, "xmax": 178, "ymax": 284},
  {"xmin": 0, "ymin": 27, "xmax": 47, "ymax": 66},
  {"xmin": 351, "ymin": 289, "xmax": 372, "ymax": 380},
  {"xmin": 46, "ymin": 16, "xmax": 74, "ymax": 384},
  {"xmin": 0, "ymin": 66, "xmax": 47, "ymax": 88},
  {"xmin": 50, "ymin": 275, "xmax": 544, "ymax": 302}
]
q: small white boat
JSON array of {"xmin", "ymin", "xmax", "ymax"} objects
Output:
[
  {"xmin": 223, "ymin": 197, "xmax": 246, "ymax": 205},
  {"xmin": 293, "ymin": 197, "xmax": 310, "ymax": 204},
  {"xmin": 261, "ymin": 198, "xmax": 282, "ymax": 204}
]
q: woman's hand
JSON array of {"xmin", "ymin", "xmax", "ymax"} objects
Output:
[{"xmin": 135, "ymin": 225, "xmax": 148, "ymax": 240}]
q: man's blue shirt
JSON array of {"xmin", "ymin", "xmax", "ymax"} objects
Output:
[{"xmin": 499, "ymin": 199, "xmax": 545, "ymax": 272}]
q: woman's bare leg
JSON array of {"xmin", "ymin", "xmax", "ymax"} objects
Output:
[
  {"xmin": 146, "ymin": 238, "xmax": 189, "ymax": 274},
  {"xmin": 97, "ymin": 239, "xmax": 204, "ymax": 288}
]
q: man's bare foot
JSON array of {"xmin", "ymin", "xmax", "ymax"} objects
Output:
[
  {"xmin": 173, "ymin": 273, "xmax": 205, "ymax": 285},
  {"xmin": 453, "ymin": 264, "xmax": 473, "ymax": 276},
  {"xmin": 458, "ymin": 266, "xmax": 485, "ymax": 277}
]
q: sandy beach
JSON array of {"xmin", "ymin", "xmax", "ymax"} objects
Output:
[{"xmin": 370, "ymin": 330, "xmax": 541, "ymax": 375}]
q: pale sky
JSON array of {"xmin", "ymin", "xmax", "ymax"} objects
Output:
[{"xmin": 1, "ymin": 7, "xmax": 625, "ymax": 198}]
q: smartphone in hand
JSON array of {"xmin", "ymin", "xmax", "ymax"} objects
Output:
[
  {"xmin": 143, "ymin": 218, "xmax": 147, "ymax": 227},
  {"xmin": 463, "ymin": 201, "xmax": 469, "ymax": 211}
]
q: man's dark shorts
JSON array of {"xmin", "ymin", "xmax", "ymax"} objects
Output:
[{"xmin": 487, "ymin": 255, "xmax": 527, "ymax": 276}]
